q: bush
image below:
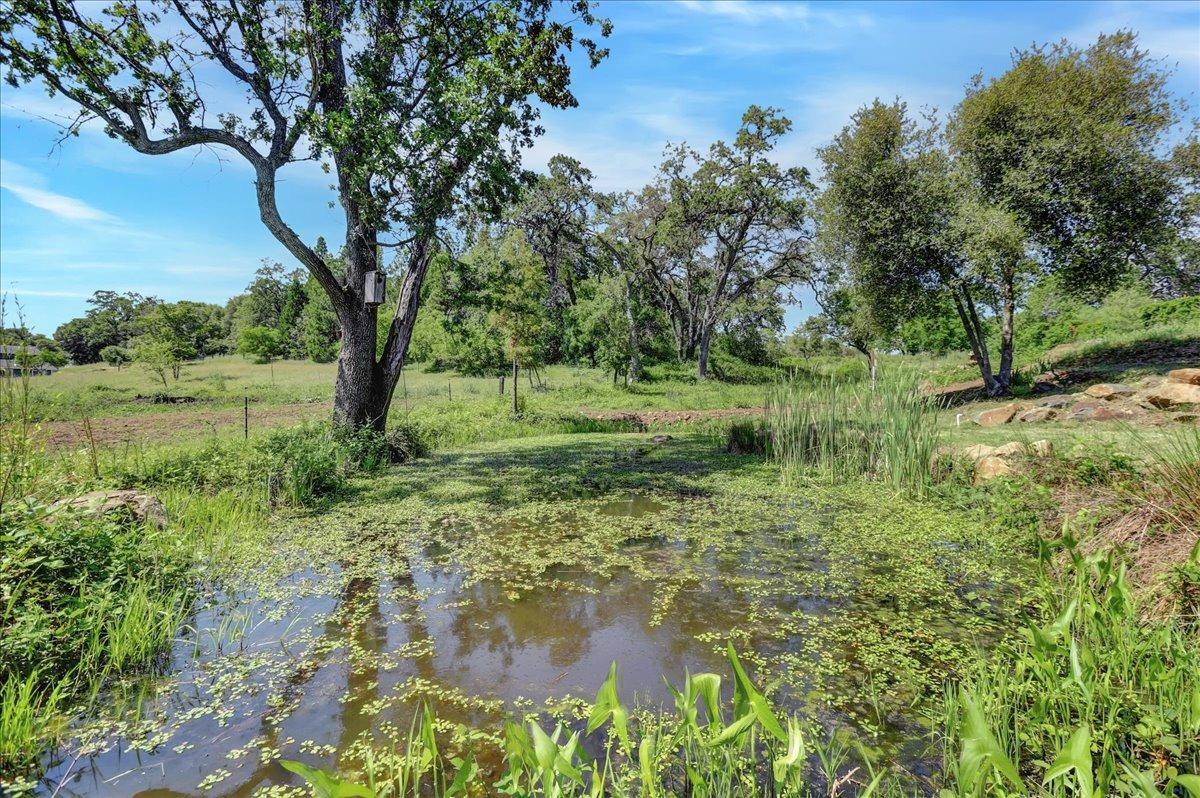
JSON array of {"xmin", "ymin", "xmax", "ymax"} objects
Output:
[
  {"xmin": 725, "ymin": 420, "xmax": 768, "ymax": 455},
  {"xmin": 110, "ymin": 421, "xmax": 431, "ymax": 508},
  {"xmin": 708, "ymin": 349, "xmax": 781, "ymax": 384}
]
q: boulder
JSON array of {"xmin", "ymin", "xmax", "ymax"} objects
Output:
[
  {"xmin": 1017, "ymin": 407, "xmax": 1057, "ymax": 423},
  {"xmin": 960, "ymin": 444, "xmax": 995, "ymax": 461},
  {"xmin": 1141, "ymin": 382, "xmax": 1200, "ymax": 409},
  {"xmin": 1168, "ymin": 368, "xmax": 1200, "ymax": 386},
  {"xmin": 975, "ymin": 455, "xmax": 1017, "ymax": 483},
  {"xmin": 1135, "ymin": 375, "xmax": 1166, "ymax": 389},
  {"xmin": 49, "ymin": 489, "xmax": 167, "ymax": 529},
  {"xmin": 1037, "ymin": 395, "xmax": 1075, "ymax": 409},
  {"xmin": 1030, "ymin": 439, "xmax": 1054, "ymax": 458},
  {"xmin": 1067, "ymin": 401, "xmax": 1141, "ymax": 422},
  {"xmin": 992, "ymin": 441, "xmax": 1028, "ymax": 457},
  {"xmin": 974, "ymin": 403, "xmax": 1021, "ymax": 427},
  {"xmin": 1084, "ymin": 382, "xmax": 1135, "ymax": 401}
]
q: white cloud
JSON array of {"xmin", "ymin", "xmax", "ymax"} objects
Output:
[
  {"xmin": 0, "ymin": 159, "xmax": 119, "ymax": 223},
  {"xmin": 674, "ymin": 0, "xmax": 873, "ymax": 29},
  {"xmin": 2, "ymin": 287, "xmax": 91, "ymax": 299},
  {"xmin": 1068, "ymin": 2, "xmax": 1200, "ymax": 71}
]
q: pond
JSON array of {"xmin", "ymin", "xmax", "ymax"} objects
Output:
[{"xmin": 39, "ymin": 435, "xmax": 1030, "ymax": 796}]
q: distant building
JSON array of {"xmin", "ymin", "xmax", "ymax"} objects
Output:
[{"xmin": 0, "ymin": 344, "xmax": 58, "ymax": 376}]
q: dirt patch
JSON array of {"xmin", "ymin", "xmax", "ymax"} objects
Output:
[
  {"xmin": 40, "ymin": 401, "xmax": 330, "ymax": 449},
  {"xmin": 579, "ymin": 407, "xmax": 764, "ymax": 428}
]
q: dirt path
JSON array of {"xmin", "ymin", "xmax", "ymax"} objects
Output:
[
  {"xmin": 39, "ymin": 401, "xmax": 330, "ymax": 449},
  {"xmin": 579, "ymin": 407, "xmax": 765, "ymax": 426}
]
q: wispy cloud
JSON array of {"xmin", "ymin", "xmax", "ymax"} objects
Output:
[
  {"xmin": 675, "ymin": 0, "xmax": 873, "ymax": 29},
  {"xmin": 0, "ymin": 159, "xmax": 119, "ymax": 223},
  {"xmin": 2, "ymin": 288, "xmax": 91, "ymax": 299}
]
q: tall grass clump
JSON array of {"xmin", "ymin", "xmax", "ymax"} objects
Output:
[
  {"xmin": 765, "ymin": 369, "xmax": 942, "ymax": 497},
  {"xmin": 939, "ymin": 522, "xmax": 1200, "ymax": 797}
]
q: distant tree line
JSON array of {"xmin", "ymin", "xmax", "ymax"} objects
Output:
[{"xmin": 48, "ymin": 248, "xmax": 344, "ymax": 384}]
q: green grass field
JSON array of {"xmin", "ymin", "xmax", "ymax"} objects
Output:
[{"xmin": 26, "ymin": 356, "xmax": 772, "ymax": 420}]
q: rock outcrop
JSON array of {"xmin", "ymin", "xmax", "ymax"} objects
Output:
[
  {"xmin": 49, "ymin": 489, "xmax": 167, "ymax": 529},
  {"xmin": 954, "ymin": 439, "xmax": 1054, "ymax": 483},
  {"xmin": 1083, "ymin": 383, "xmax": 1135, "ymax": 401},
  {"xmin": 1141, "ymin": 381, "xmax": 1200, "ymax": 409}
]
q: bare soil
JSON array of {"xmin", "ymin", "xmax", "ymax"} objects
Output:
[
  {"xmin": 40, "ymin": 401, "xmax": 329, "ymax": 449},
  {"xmin": 579, "ymin": 407, "xmax": 764, "ymax": 427}
]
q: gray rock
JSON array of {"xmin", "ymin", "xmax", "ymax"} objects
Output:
[{"xmin": 49, "ymin": 489, "xmax": 167, "ymax": 529}]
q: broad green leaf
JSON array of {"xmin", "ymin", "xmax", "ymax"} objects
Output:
[
  {"xmin": 1043, "ymin": 725, "xmax": 1093, "ymax": 798},
  {"xmin": 280, "ymin": 760, "xmax": 374, "ymax": 798},
  {"xmin": 707, "ymin": 706, "xmax": 757, "ymax": 746},
  {"xmin": 726, "ymin": 643, "xmax": 787, "ymax": 743},
  {"xmin": 1175, "ymin": 775, "xmax": 1200, "ymax": 798},
  {"xmin": 639, "ymin": 736, "xmax": 658, "ymax": 797},
  {"xmin": 445, "ymin": 753, "xmax": 477, "ymax": 797},
  {"xmin": 587, "ymin": 661, "xmax": 630, "ymax": 750},
  {"xmin": 772, "ymin": 716, "xmax": 806, "ymax": 783},
  {"xmin": 960, "ymin": 689, "xmax": 1025, "ymax": 794}
]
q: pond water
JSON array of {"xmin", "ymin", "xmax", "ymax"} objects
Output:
[{"xmin": 38, "ymin": 476, "xmax": 1023, "ymax": 797}]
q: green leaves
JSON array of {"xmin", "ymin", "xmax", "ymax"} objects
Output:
[
  {"xmin": 725, "ymin": 643, "xmax": 787, "ymax": 744},
  {"xmin": 585, "ymin": 661, "xmax": 629, "ymax": 751},
  {"xmin": 956, "ymin": 689, "xmax": 1025, "ymax": 794},
  {"xmin": 1042, "ymin": 725, "xmax": 1093, "ymax": 798},
  {"xmin": 280, "ymin": 759, "xmax": 374, "ymax": 798}
]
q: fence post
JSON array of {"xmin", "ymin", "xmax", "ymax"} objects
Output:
[{"xmin": 244, "ymin": 394, "xmax": 249, "ymax": 440}]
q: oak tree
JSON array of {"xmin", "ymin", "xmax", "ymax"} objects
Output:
[{"xmin": 1, "ymin": 0, "xmax": 609, "ymax": 430}]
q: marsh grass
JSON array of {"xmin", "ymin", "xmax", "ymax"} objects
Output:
[
  {"xmin": 765, "ymin": 369, "xmax": 942, "ymax": 497},
  {"xmin": 940, "ymin": 523, "xmax": 1200, "ymax": 797},
  {"xmin": 0, "ymin": 674, "xmax": 65, "ymax": 779},
  {"xmin": 1, "ymin": 367, "xmax": 271, "ymax": 782}
]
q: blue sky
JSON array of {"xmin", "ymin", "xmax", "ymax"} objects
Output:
[{"xmin": 2, "ymin": 0, "xmax": 1197, "ymax": 336}]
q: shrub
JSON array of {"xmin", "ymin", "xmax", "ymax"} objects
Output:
[{"xmin": 725, "ymin": 420, "xmax": 769, "ymax": 455}]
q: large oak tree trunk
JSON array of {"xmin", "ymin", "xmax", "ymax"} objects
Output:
[
  {"xmin": 697, "ymin": 323, "xmax": 714, "ymax": 379},
  {"xmin": 332, "ymin": 306, "xmax": 387, "ymax": 431},
  {"xmin": 623, "ymin": 275, "xmax": 641, "ymax": 382},
  {"xmin": 331, "ymin": 236, "xmax": 433, "ymax": 433}
]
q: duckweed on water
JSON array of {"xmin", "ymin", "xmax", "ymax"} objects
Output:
[{"xmin": 30, "ymin": 433, "xmax": 1035, "ymax": 796}]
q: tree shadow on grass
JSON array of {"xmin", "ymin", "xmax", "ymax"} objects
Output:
[
  {"xmin": 1048, "ymin": 335, "xmax": 1199, "ymax": 373},
  {"xmin": 346, "ymin": 433, "xmax": 761, "ymax": 509}
]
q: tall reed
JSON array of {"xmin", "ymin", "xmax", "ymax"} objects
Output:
[{"xmin": 764, "ymin": 368, "xmax": 942, "ymax": 497}]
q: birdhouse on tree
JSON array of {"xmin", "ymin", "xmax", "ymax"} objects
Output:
[{"xmin": 364, "ymin": 271, "xmax": 386, "ymax": 306}]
